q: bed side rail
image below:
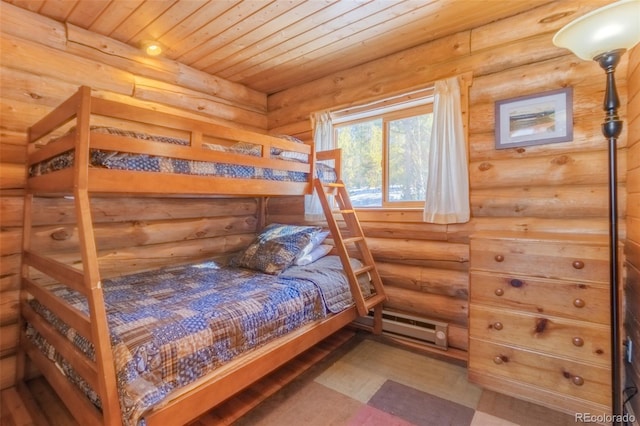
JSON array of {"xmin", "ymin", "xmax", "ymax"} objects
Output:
[
  {"xmin": 21, "ymin": 334, "xmax": 103, "ymax": 425},
  {"xmin": 87, "ymin": 93, "xmax": 312, "ymax": 171},
  {"xmin": 28, "ymin": 89, "xmax": 82, "ymax": 144},
  {"xmin": 20, "ymin": 251, "xmax": 109, "ymax": 424}
]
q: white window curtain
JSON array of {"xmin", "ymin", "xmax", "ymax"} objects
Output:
[
  {"xmin": 305, "ymin": 111, "xmax": 335, "ymax": 220},
  {"xmin": 423, "ymin": 76, "xmax": 470, "ymax": 224}
]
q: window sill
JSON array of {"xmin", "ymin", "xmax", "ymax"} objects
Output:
[
  {"xmin": 353, "ymin": 207, "xmax": 425, "ymax": 223},
  {"xmin": 355, "ymin": 207, "xmax": 423, "ymax": 212}
]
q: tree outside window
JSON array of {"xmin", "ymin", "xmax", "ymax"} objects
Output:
[{"xmin": 335, "ymin": 106, "xmax": 433, "ymax": 208}]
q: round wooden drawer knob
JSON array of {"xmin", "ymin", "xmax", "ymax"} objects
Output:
[
  {"xmin": 493, "ymin": 322, "xmax": 503, "ymax": 331},
  {"xmin": 573, "ymin": 298, "xmax": 586, "ymax": 308},
  {"xmin": 494, "ymin": 254, "xmax": 505, "ymax": 262},
  {"xmin": 572, "ymin": 337, "xmax": 585, "ymax": 347},
  {"xmin": 572, "ymin": 260, "xmax": 585, "ymax": 269},
  {"xmin": 493, "ymin": 356, "xmax": 506, "ymax": 364},
  {"xmin": 572, "ymin": 376, "xmax": 584, "ymax": 386},
  {"xmin": 495, "ymin": 288, "xmax": 504, "ymax": 296}
]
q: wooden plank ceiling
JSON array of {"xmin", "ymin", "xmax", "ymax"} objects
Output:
[{"xmin": 4, "ymin": 0, "xmax": 553, "ymax": 95}]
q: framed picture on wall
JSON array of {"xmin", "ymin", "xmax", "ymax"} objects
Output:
[{"xmin": 495, "ymin": 87, "xmax": 573, "ymax": 149}]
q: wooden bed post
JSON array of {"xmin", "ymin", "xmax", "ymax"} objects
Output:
[
  {"xmin": 256, "ymin": 197, "xmax": 267, "ymax": 231},
  {"xmin": 74, "ymin": 87, "xmax": 122, "ymax": 425}
]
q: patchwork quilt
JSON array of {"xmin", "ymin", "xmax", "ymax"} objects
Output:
[
  {"xmin": 28, "ymin": 126, "xmax": 338, "ymax": 183},
  {"xmin": 26, "ymin": 256, "xmax": 363, "ymax": 426}
]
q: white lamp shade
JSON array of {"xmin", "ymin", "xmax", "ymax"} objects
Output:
[{"xmin": 553, "ymin": 0, "xmax": 640, "ymax": 60}]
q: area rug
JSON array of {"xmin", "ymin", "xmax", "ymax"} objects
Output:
[{"xmin": 367, "ymin": 380, "xmax": 475, "ymax": 425}]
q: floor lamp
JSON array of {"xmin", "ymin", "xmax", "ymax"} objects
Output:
[{"xmin": 553, "ymin": 0, "xmax": 640, "ymax": 424}]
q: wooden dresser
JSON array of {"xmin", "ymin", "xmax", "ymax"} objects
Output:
[{"xmin": 468, "ymin": 232, "xmax": 611, "ymax": 416}]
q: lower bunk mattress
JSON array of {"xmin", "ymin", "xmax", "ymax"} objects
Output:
[{"xmin": 26, "ymin": 255, "xmax": 369, "ymax": 426}]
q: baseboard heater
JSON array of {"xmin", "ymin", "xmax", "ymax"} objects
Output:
[{"xmin": 354, "ymin": 309, "xmax": 448, "ymax": 350}]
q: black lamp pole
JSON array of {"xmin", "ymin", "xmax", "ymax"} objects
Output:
[{"xmin": 595, "ymin": 48, "xmax": 624, "ymax": 425}]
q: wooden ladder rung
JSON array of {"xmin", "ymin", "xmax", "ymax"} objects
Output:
[
  {"xmin": 338, "ymin": 209, "xmax": 355, "ymax": 214},
  {"xmin": 324, "ymin": 182, "xmax": 345, "ymax": 188},
  {"xmin": 364, "ymin": 293, "xmax": 386, "ymax": 310},
  {"xmin": 342, "ymin": 236, "xmax": 364, "ymax": 245},
  {"xmin": 353, "ymin": 265, "xmax": 374, "ymax": 276}
]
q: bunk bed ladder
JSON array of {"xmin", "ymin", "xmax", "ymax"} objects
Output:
[{"xmin": 313, "ymin": 178, "xmax": 386, "ymax": 317}]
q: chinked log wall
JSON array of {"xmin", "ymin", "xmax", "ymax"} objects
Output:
[
  {"xmin": 0, "ymin": 2, "xmax": 266, "ymax": 390},
  {"xmin": 266, "ymin": 0, "xmax": 630, "ymax": 355}
]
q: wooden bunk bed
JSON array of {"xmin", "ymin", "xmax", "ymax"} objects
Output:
[{"xmin": 18, "ymin": 86, "xmax": 386, "ymax": 426}]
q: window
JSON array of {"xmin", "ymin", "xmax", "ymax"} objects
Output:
[{"xmin": 333, "ymin": 90, "xmax": 434, "ymax": 208}]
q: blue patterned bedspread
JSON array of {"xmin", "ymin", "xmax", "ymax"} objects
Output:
[
  {"xmin": 27, "ymin": 256, "xmax": 361, "ymax": 425},
  {"xmin": 28, "ymin": 126, "xmax": 338, "ymax": 183}
]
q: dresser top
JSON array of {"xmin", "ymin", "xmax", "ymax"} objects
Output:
[{"xmin": 471, "ymin": 231, "xmax": 610, "ymax": 246}]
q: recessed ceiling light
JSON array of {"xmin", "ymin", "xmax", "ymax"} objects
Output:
[{"xmin": 141, "ymin": 40, "xmax": 163, "ymax": 56}]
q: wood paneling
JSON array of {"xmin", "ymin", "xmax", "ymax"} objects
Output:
[
  {"xmin": 0, "ymin": 0, "xmax": 637, "ymax": 405},
  {"xmin": 3, "ymin": 0, "xmax": 555, "ymax": 95},
  {"xmin": 264, "ymin": 1, "xmax": 632, "ymax": 365},
  {"xmin": 0, "ymin": 3, "xmax": 271, "ymax": 393},
  {"xmin": 0, "ymin": 3, "xmax": 268, "ymax": 131}
]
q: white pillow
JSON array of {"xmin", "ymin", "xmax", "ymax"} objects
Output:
[
  {"xmin": 295, "ymin": 230, "xmax": 329, "ymax": 261},
  {"xmin": 294, "ymin": 244, "xmax": 333, "ymax": 266}
]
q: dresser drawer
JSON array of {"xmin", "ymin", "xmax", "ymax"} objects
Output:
[
  {"xmin": 470, "ymin": 237, "xmax": 608, "ymax": 282},
  {"xmin": 469, "ymin": 304, "xmax": 610, "ymax": 365},
  {"xmin": 469, "ymin": 338, "xmax": 611, "ymax": 406},
  {"xmin": 470, "ymin": 271, "xmax": 609, "ymax": 324}
]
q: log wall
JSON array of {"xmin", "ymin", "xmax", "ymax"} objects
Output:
[
  {"xmin": 625, "ymin": 45, "xmax": 640, "ymax": 419},
  {"xmin": 266, "ymin": 0, "xmax": 632, "ymax": 357},
  {"xmin": 0, "ymin": 2, "xmax": 266, "ymax": 390},
  {"xmin": 1, "ymin": 0, "xmax": 638, "ymax": 392}
]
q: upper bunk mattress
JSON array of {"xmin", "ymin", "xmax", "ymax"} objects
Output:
[
  {"xmin": 28, "ymin": 126, "xmax": 337, "ymax": 183},
  {"xmin": 26, "ymin": 256, "xmax": 368, "ymax": 426}
]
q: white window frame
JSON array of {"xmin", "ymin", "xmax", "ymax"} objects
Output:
[{"xmin": 331, "ymin": 87, "xmax": 434, "ymax": 209}]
